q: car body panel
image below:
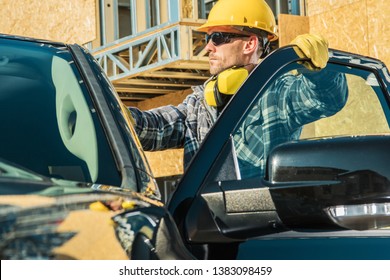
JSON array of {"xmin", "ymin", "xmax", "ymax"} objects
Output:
[
  {"xmin": 238, "ymin": 232, "xmax": 390, "ymax": 259},
  {"xmin": 0, "ymin": 188, "xmax": 159, "ymax": 259}
]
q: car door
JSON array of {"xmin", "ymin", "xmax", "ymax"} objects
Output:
[{"xmin": 169, "ymin": 46, "xmax": 390, "ymax": 260}]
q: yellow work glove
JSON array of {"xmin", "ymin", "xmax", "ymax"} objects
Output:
[{"xmin": 290, "ymin": 34, "xmax": 329, "ymax": 71}]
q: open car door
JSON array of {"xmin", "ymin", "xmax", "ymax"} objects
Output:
[{"xmin": 168, "ymin": 46, "xmax": 390, "ymax": 260}]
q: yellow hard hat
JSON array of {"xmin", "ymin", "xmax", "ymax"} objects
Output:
[{"xmin": 197, "ymin": 0, "xmax": 278, "ymax": 41}]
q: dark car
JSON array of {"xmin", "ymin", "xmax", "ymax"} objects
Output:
[{"xmin": 1, "ymin": 34, "xmax": 390, "ymax": 260}]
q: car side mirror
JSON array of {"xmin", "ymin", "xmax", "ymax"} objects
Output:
[{"xmin": 267, "ymin": 135, "xmax": 390, "ymax": 231}]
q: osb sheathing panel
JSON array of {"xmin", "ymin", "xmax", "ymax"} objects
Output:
[
  {"xmin": 136, "ymin": 88, "xmax": 193, "ymax": 110},
  {"xmin": 144, "ymin": 149, "xmax": 184, "ymax": 178},
  {"xmin": 306, "ymin": 0, "xmax": 361, "ymax": 16},
  {"xmin": 309, "ymin": 1, "xmax": 369, "ymax": 55},
  {"xmin": 278, "ymin": 14, "xmax": 309, "ymax": 46},
  {"xmin": 367, "ymin": 0, "xmax": 390, "ymax": 67},
  {"xmin": 307, "ymin": 0, "xmax": 390, "ymax": 67},
  {"xmin": 0, "ymin": 0, "xmax": 96, "ymax": 44}
]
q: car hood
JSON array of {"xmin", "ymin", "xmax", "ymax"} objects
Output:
[{"xmin": 0, "ymin": 176, "xmax": 163, "ymax": 260}]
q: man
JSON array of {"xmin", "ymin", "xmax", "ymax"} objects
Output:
[{"xmin": 129, "ymin": 0, "xmax": 347, "ymax": 177}]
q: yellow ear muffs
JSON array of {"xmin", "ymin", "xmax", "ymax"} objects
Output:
[
  {"xmin": 204, "ymin": 77, "xmax": 218, "ymax": 107},
  {"xmin": 204, "ymin": 67, "xmax": 249, "ymax": 107}
]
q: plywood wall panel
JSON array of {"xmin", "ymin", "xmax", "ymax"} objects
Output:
[
  {"xmin": 145, "ymin": 150, "xmax": 184, "ymax": 177},
  {"xmin": 367, "ymin": 0, "xmax": 390, "ymax": 67},
  {"xmin": 137, "ymin": 88, "xmax": 193, "ymax": 110},
  {"xmin": 306, "ymin": 0, "xmax": 361, "ymax": 16},
  {"xmin": 278, "ymin": 14, "xmax": 309, "ymax": 47},
  {"xmin": 309, "ymin": 1, "xmax": 369, "ymax": 55},
  {"xmin": 0, "ymin": 0, "xmax": 96, "ymax": 44}
]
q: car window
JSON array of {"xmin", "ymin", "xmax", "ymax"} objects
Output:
[
  {"xmin": 204, "ymin": 61, "xmax": 390, "ymax": 183},
  {"xmin": 0, "ymin": 38, "xmax": 121, "ymax": 186},
  {"xmin": 300, "ymin": 72, "xmax": 389, "ymax": 138}
]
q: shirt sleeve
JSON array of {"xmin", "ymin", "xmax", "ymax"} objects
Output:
[
  {"xmin": 128, "ymin": 95, "xmax": 194, "ymax": 151},
  {"xmin": 275, "ymin": 70, "xmax": 349, "ymax": 131}
]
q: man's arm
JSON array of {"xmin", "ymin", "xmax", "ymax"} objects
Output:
[
  {"xmin": 129, "ymin": 99, "xmax": 189, "ymax": 151},
  {"xmin": 276, "ymin": 70, "xmax": 348, "ymax": 131}
]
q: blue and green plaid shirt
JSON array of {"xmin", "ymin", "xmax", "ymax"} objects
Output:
[{"xmin": 129, "ymin": 70, "xmax": 347, "ymax": 177}]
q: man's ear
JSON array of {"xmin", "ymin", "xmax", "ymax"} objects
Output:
[{"xmin": 243, "ymin": 36, "xmax": 259, "ymax": 55}]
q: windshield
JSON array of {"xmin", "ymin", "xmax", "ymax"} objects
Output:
[
  {"xmin": 0, "ymin": 37, "xmax": 130, "ymax": 189},
  {"xmin": 0, "ymin": 158, "xmax": 44, "ymax": 181}
]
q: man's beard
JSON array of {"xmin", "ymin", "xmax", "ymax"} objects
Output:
[{"xmin": 209, "ymin": 63, "xmax": 232, "ymax": 76}]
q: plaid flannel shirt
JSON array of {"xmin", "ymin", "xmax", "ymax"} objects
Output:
[
  {"xmin": 129, "ymin": 85, "xmax": 216, "ymax": 168},
  {"xmin": 233, "ymin": 71, "xmax": 347, "ymax": 178},
  {"xmin": 129, "ymin": 70, "xmax": 347, "ymax": 177}
]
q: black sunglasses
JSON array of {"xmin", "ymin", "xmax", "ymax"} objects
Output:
[{"xmin": 205, "ymin": 32, "xmax": 251, "ymax": 46}]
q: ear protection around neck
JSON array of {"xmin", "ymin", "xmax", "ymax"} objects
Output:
[{"xmin": 204, "ymin": 66, "xmax": 249, "ymax": 107}]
